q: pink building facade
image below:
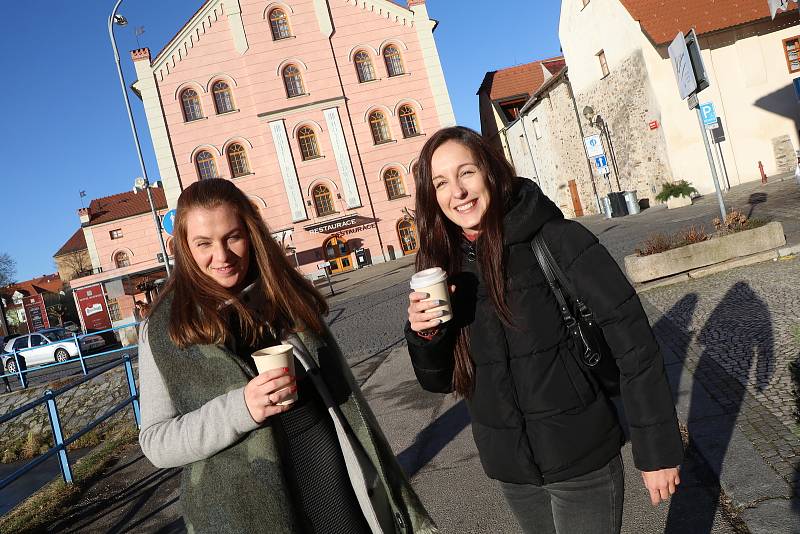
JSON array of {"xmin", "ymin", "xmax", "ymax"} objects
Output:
[{"xmin": 131, "ymin": 0, "xmax": 454, "ymax": 274}]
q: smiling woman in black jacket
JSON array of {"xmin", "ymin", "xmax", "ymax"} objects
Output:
[{"xmin": 405, "ymin": 127, "xmax": 683, "ymax": 534}]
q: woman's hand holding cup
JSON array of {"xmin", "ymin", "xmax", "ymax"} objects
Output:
[{"xmin": 244, "ymin": 367, "xmax": 297, "ymax": 423}]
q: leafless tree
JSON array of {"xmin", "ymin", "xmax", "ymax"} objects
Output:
[
  {"xmin": 0, "ymin": 253, "xmax": 15, "ymax": 287},
  {"xmin": 56, "ymin": 250, "xmax": 91, "ymax": 281}
]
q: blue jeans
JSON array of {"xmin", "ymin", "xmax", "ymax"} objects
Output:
[{"xmin": 500, "ymin": 454, "xmax": 624, "ymax": 534}]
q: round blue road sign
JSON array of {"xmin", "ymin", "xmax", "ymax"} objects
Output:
[{"xmin": 163, "ymin": 209, "xmax": 177, "ymax": 235}]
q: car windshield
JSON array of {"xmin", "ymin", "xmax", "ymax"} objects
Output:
[{"xmin": 44, "ymin": 329, "xmax": 73, "ymax": 340}]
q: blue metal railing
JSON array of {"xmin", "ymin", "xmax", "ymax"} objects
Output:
[
  {"xmin": 0, "ymin": 354, "xmax": 140, "ymax": 489},
  {"xmin": 1, "ymin": 322, "xmax": 140, "ymax": 388}
]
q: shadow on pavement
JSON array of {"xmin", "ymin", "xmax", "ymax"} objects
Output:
[
  {"xmin": 664, "ymin": 283, "xmax": 774, "ymax": 533},
  {"xmin": 396, "ymin": 400, "xmax": 470, "ymax": 478},
  {"xmin": 48, "ymin": 454, "xmax": 183, "ymax": 533}
]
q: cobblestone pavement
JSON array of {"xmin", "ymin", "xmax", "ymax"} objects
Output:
[
  {"xmin": 639, "ymin": 255, "xmax": 800, "ymax": 494},
  {"xmin": 583, "ymin": 175, "xmax": 800, "ymax": 266}
]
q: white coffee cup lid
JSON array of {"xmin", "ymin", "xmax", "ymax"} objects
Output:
[{"xmin": 410, "ymin": 267, "xmax": 447, "ymax": 289}]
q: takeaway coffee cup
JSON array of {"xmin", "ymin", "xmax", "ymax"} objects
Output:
[
  {"xmin": 410, "ymin": 267, "xmax": 452, "ymax": 324},
  {"xmin": 252, "ymin": 344, "xmax": 298, "ymax": 405}
]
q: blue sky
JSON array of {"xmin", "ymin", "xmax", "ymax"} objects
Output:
[{"xmin": 1, "ymin": 0, "xmax": 561, "ymax": 282}]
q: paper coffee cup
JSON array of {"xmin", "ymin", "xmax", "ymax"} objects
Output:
[
  {"xmin": 410, "ymin": 267, "xmax": 452, "ymax": 324},
  {"xmin": 252, "ymin": 344, "xmax": 298, "ymax": 405}
]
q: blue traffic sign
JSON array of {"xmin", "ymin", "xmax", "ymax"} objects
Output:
[
  {"xmin": 162, "ymin": 209, "xmax": 176, "ymax": 235},
  {"xmin": 593, "ymin": 155, "xmax": 608, "ymax": 169},
  {"xmin": 699, "ymin": 102, "xmax": 717, "ymax": 128}
]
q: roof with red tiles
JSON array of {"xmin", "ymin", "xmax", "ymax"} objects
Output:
[
  {"xmin": 620, "ymin": 0, "xmax": 798, "ymax": 46},
  {"xmin": 85, "ymin": 188, "xmax": 168, "ymax": 227},
  {"xmin": 54, "ymin": 228, "xmax": 87, "ymax": 258},
  {"xmin": 2, "ymin": 274, "xmax": 63, "ymax": 299},
  {"xmin": 478, "ymin": 56, "xmax": 566, "ymax": 102}
]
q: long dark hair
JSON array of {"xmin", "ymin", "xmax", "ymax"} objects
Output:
[
  {"xmin": 154, "ymin": 179, "xmax": 328, "ymax": 348},
  {"xmin": 413, "ymin": 126, "xmax": 515, "ymax": 397}
]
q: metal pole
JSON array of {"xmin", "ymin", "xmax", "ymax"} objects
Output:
[
  {"xmin": 45, "ymin": 389, "xmax": 73, "ymax": 484},
  {"xmin": 324, "ymin": 268, "xmax": 334, "ymax": 297},
  {"xmin": 73, "ymin": 332, "xmax": 87, "ymax": 375},
  {"xmin": 108, "ymin": 2, "xmax": 170, "ymax": 276},
  {"xmin": 144, "ymin": 181, "xmax": 171, "ymax": 275},
  {"xmin": 602, "ymin": 122, "xmax": 622, "ymax": 191},
  {"xmin": 716, "ymin": 141, "xmax": 731, "ymax": 190},
  {"xmin": 124, "ymin": 355, "xmax": 141, "ymax": 428},
  {"xmin": 694, "ymin": 107, "xmax": 726, "ymax": 220},
  {"xmin": 13, "ymin": 350, "xmax": 26, "ymax": 389}
]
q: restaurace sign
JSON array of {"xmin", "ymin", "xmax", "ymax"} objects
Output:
[{"xmin": 305, "ymin": 215, "xmax": 376, "ymax": 235}]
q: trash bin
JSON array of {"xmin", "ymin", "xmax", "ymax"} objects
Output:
[
  {"xmin": 600, "ymin": 196, "xmax": 613, "ymax": 219},
  {"xmin": 623, "ymin": 190, "xmax": 640, "ymax": 215},
  {"xmin": 607, "ymin": 192, "xmax": 629, "ymax": 218}
]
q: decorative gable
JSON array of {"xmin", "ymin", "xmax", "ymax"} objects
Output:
[
  {"xmin": 151, "ymin": 0, "xmax": 226, "ymax": 81},
  {"xmin": 344, "ymin": 0, "xmax": 415, "ymax": 27}
]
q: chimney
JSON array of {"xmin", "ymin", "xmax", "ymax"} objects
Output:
[
  {"xmin": 78, "ymin": 207, "xmax": 91, "ymax": 224},
  {"xmin": 131, "ymin": 48, "xmax": 151, "ymax": 62},
  {"xmin": 408, "ymin": 0, "xmax": 425, "ymax": 5}
]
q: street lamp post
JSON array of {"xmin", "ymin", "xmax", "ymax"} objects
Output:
[
  {"xmin": 134, "ymin": 177, "xmax": 171, "ymax": 275},
  {"xmin": 583, "ymin": 106, "xmax": 622, "ymax": 192},
  {"xmin": 108, "ymin": 2, "xmax": 170, "ymax": 275}
]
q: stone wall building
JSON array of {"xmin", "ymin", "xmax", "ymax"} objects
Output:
[
  {"xmin": 477, "ymin": 57, "xmax": 566, "ymax": 159},
  {"xmin": 505, "ymin": 67, "xmax": 603, "ymax": 217},
  {"xmin": 130, "ymin": 0, "xmax": 455, "ymax": 276},
  {"xmin": 560, "ymin": 0, "xmax": 800, "ymax": 198}
]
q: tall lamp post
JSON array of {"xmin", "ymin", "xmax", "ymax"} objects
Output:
[
  {"xmin": 583, "ymin": 106, "xmax": 622, "ymax": 192},
  {"xmin": 108, "ymin": 2, "xmax": 170, "ymax": 275},
  {"xmin": 134, "ymin": 177, "xmax": 171, "ymax": 275}
]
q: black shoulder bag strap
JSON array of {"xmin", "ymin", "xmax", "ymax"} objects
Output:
[{"xmin": 531, "ymin": 233, "xmax": 602, "ymax": 367}]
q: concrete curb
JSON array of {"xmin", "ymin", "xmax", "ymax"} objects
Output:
[{"xmin": 636, "ymin": 244, "xmax": 797, "ymax": 293}]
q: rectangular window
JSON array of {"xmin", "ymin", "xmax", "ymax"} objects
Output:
[
  {"xmin": 108, "ymin": 298, "xmax": 121, "ymax": 322},
  {"xmin": 784, "ymin": 36, "xmax": 800, "ymax": 74},
  {"xmin": 532, "ymin": 117, "xmax": 542, "ymax": 139},
  {"xmin": 110, "ymin": 229, "xmax": 123, "ymax": 240},
  {"xmin": 597, "ymin": 50, "xmax": 609, "ymax": 78}
]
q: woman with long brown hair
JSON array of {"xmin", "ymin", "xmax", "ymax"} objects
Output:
[
  {"xmin": 405, "ymin": 127, "xmax": 682, "ymax": 534},
  {"xmin": 139, "ymin": 178, "xmax": 436, "ymax": 533}
]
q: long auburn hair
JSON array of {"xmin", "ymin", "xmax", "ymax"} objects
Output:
[
  {"xmin": 413, "ymin": 126, "xmax": 516, "ymax": 397},
  {"xmin": 154, "ymin": 179, "xmax": 328, "ymax": 348}
]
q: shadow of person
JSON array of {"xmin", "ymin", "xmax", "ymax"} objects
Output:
[
  {"xmin": 665, "ymin": 281, "xmax": 774, "ymax": 533},
  {"xmin": 746, "ymin": 192, "xmax": 768, "ymax": 219}
]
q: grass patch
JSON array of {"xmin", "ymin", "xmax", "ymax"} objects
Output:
[{"xmin": 0, "ymin": 422, "xmax": 138, "ymax": 534}]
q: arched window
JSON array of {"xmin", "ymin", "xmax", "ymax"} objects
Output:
[
  {"xmin": 312, "ymin": 184, "xmax": 336, "ymax": 217},
  {"xmin": 196, "ymin": 150, "xmax": 217, "ymax": 180},
  {"xmin": 212, "ymin": 81, "xmax": 235, "ymax": 114},
  {"xmin": 283, "ymin": 65, "xmax": 305, "ymax": 98},
  {"xmin": 298, "ymin": 126, "xmax": 320, "ymax": 160},
  {"xmin": 227, "ymin": 143, "xmax": 249, "ymax": 177},
  {"xmin": 383, "ymin": 45, "xmax": 405, "ymax": 77},
  {"xmin": 383, "ymin": 169, "xmax": 405, "ymax": 200},
  {"xmin": 115, "ymin": 251, "xmax": 131, "ymax": 268},
  {"xmin": 398, "ymin": 105, "xmax": 419, "ymax": 138},
  {"xmin": 180, "ymin": 89, "xmax": 203, "ymax": 121},
  {"xmin": 369, "ymin": 111, "xmax": 391, "ymax": 144},
  {"xmin": 354, "ymin": 50, "xmax": 376, "ymax": 83},
  {"xmin": 269, "ymin": 8, "xmax": 291, "ymax": 40},
  {"xmin": 397, "ymin": 220, "xmax": 418, "ymax": 255}
]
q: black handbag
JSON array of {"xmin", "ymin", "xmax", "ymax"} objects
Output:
[{"xmin": 531, "ymin": 234, "xmax": 620, "ymax": 397}]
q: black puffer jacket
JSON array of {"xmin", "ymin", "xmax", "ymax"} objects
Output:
[{"xmin": 406, "ymin": 179, "xmax": 682, "ymax": 485}]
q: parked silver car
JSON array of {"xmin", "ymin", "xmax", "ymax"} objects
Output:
[{"xmin": 1, "ymin": 329, "xmax": 106, "ymax": 373}]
